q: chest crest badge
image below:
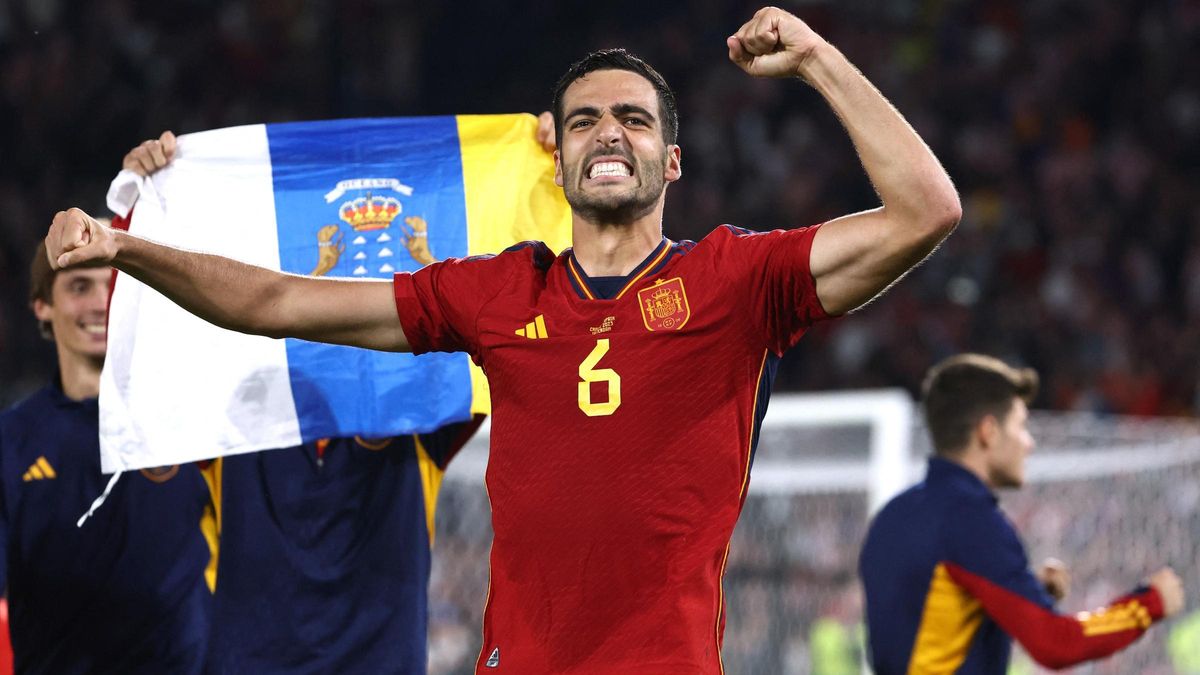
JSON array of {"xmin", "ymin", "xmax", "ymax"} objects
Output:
[{"xmin": 637, "ymin": 277, "xmax": 690, "ymax": 331}]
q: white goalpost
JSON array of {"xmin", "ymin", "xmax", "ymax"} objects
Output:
[{"xmin": 753, "ymin": 390, "xmax": 915, "ymax": 513}]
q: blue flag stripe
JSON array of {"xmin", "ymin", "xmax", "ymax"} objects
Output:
[{"xmin": 267, "ymin": 116, "xmax": 474, "ymax": 440}]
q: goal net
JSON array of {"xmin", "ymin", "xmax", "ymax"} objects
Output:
[{"xmin": 427, "ymin": 392, "xmax": 1200, "ymax": 675}]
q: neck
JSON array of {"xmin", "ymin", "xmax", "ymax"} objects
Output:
[
  {"xmin": 945, "ymin": 449, "xmax": 993, "ymax": 490},
  {"xmin": 570, "ymin": 205, "xmax": 665, "ymax": 277},
  {"xmin": 57, "ymin": 349, "xmax": 103, "ymax": 400}
]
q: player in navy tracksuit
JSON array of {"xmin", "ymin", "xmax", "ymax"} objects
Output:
[
  {"xmin": 860, "ymin": 354, "xmax": 1185, "ymax": 674},
  {"xmin": 0, "ymin": 243, "xmax": 212, "ymax": 674},
  {"xmin": 204, "ymin": 425, "xmax": 478, "ymax": 674}
]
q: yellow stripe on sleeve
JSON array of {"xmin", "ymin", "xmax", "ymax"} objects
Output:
[
  {"xmin": 457, "ymin": 114, "xmax": 573, "ymax": 416},
  {"xmin": 1078, "ymin": 600, "xmax": 1153, "ymax": 636}
]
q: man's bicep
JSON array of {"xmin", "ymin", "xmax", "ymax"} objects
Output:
[
  {"xmin": 809, "ymin": 208, "xmax": 938, "ymax": 315},
  {"xmin": 284, "ymin": 276, "xmax": 410, "ymax": 352}
]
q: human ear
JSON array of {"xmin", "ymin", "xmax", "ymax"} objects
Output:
[{"xmin": 665, "ymin": 145, "xmax": 682, "ymax": 182}]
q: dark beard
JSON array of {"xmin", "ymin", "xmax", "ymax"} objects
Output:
[
  {"xmin": 564, "ymin": 155, "xmax": 665, "ymax": 225},
  {"xmin": 568, "ymin": 188, "xmax": 660, "ymax": 225}
]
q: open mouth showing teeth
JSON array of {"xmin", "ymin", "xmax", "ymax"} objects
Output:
[
  {"xmin": 82, "ymin": 324, "xmax": 106, "ymax": 335},
  {"xmin": 588, "ymin": 161, "xmax": 631, "ymax": 179}
]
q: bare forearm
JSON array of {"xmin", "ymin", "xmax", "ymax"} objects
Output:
[
  {"xmin": 112, "ymin": 230, "xmax": 292, "ymax": 337},
  {"xmin": 48, "ymin": 207, "xmax": 407, "ymax": 351},
  {"xmin": 802, "ymin": 43, "xmax": 960, "ymax": 225}
]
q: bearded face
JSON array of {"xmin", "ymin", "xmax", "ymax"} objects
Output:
[
  {"xmin": 555, "ymin": 69, "xmax": 681, "ymax": 226},
  {"xmin": 562, "ymin": 144, "xmax": 668, "ymax": 224}
]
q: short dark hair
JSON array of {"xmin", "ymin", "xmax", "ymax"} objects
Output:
[
  {"xmin": 29, "ymin": 241, "xmax": 57, "ymax": 338},
  {"xmin": 922, "ymin": 353, "xmax": 1039, "ymax": 456},
  {"xmin": 29, "ymin": 241, "xmax": 55, "ymax": 307},
  {"xmin": 552, "ymin": 48, "xmax": 678, "ymax": 146}
]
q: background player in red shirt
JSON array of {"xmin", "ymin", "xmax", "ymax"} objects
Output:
[{"xmin": 44, "ymin": 7, "xmax": 961, "ymax": 673}]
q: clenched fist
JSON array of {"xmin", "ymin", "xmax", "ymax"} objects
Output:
[
  {"xmin": 46, "ymin": 208, "xmax": 118, "ymax": 270},
  {"xmin": 1148, "ymin": 567, "xmax": 1185, "ymax": 617},
  {"xmin": 727, "ymin": 7, "xmax": 830, "ymax": 80},
  {"xmin": 123, "ymin": 130, "xmax": 177, "ymax": 177},
  {"xmin": 1036, "ymin": 558, "xmax": 1071, "ymax": 602}
]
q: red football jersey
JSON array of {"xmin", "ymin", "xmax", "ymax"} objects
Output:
[{"xmin": 393, "ymin": 224, "xmax": 828, "ymax": 674}]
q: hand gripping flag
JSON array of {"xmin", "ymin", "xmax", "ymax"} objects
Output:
[{"xmin": 99, "ymin": 115, "xmax": 570, "ymax": 473}]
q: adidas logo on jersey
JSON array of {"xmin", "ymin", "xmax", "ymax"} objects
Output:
[
  {"xmin": 22, "ymin": 456, "xmax": 57, "ymax": 482},
  {"xmin": 515, "ymin": 314, "xmax": 548, "ymax": 339},
  {"xmin": 485, "ymin": 647, "xmax": 500, "ymax": 668}
]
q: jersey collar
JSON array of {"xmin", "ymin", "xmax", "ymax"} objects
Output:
[{"xmin": 565, "ymin": 238, "xmax": 673, "ymax": 301}]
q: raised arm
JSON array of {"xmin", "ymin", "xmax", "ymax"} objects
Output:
[
  {"xmin": 728, "ymin": 8, "xmax": 961, "ymax": 315},
  {"xmin": 46, "ymin": 208, "xmax": 410, "ymax": 352}
]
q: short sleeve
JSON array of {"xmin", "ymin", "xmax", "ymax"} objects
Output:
[
  {"xmin": 392, "ymin": 256, "xmax": 501, "ymax": 359},
  {"xmin": 719, "ymin": 224, "xmax": 831, "ymax": 354}
]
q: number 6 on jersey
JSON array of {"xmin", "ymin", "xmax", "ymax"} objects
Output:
[{"xmin": 578, "ymin": 338, "xmax": 621, "ymax": 417}]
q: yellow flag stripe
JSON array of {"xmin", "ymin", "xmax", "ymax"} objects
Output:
[{"xmin": 456, "ymin": 113, "xmax": 572, "ymax": 416}]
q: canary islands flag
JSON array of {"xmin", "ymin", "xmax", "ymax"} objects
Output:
[{"xmin": 100, "ymin": 115, "xmax": 569, "ymax": 473}]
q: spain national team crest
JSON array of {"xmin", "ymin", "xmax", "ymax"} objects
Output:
[{"xmin": 637, "ymin": 277, "xmax": 690, "ymax": 331}]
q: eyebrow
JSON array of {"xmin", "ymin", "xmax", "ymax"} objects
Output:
[{"xmin": 564, "ymin": 103, "xmax": 657, "ymax": 124}]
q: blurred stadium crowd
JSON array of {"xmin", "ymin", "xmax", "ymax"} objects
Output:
[
  {"xmin": 2, "ymin": 2, "xmax": 1198, "ymax": 674},
  {"xmin": 2, "ymin": 0, "xmax": 1198, "ymax": 414}
]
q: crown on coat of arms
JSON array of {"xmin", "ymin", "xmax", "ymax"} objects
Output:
[
  {"xmin": 652, "ymin": 286, "xmax": 674, "ymax": 301},
  {"xmin": 339, "ymin": 194, "xmax": 401, "ymax": 231}
]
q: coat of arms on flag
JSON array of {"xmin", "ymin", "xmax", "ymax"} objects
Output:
[
  {"xmin": 100, "ymin": 114, "xmax": 571, "ymax": 472},
  {"xmin": 307, "ymin": 180, "xmax": 439, "ymax": 279}
]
